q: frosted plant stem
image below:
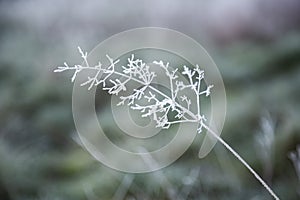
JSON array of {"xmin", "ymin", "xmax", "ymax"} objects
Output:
[
  {"xmin": 55, "ymin": 50, "xmax": 280, "ymax": 199},
  {"xmin": 201, "ymin": 123, "xmax": 280, "ymax": 200}
]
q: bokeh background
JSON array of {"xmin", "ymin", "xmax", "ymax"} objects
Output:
[{"xmin": 0, "ymin": 0, "xmax": 300, "ymax": 199}]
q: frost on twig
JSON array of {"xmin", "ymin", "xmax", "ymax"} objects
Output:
[
  {"xmin": 54, "ymin": 47, "xmax": 213, "ymax": 131},
  {"xmin": 54, "ymin": 47, "xmax": 120, "ymax": 90},
  {"xmin": 54, "ymin": 47, "xmax": 280, "ymax": 200}
]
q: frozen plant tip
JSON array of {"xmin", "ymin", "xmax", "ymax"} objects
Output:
[{"xmin": 54, "ymin": 47, "xmax": 280, "ymax": 200}]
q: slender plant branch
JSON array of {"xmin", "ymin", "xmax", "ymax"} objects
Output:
[
  {"xmin": 201, "ymin": 123, "xmax": 280, "ymax": 200},
  {"xmin": 54, "ymin": 47, "xmax": 280, "ymax": 200}
]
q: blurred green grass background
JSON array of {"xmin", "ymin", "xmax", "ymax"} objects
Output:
[{"xmin": 0, "ymin": 0, "xmax": 300, "ymax": 199}]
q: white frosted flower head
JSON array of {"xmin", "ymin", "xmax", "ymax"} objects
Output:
[{"xmin": 55, "ymin": 47, "xmax": 213, "ymax": 132}]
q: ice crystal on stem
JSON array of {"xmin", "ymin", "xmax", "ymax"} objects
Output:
[{"xmin": 54, "ymin": 47, "xmax": 280, "ymax": 200}]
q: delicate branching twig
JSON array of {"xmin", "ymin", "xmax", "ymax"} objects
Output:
[
  {"xmin": 54, "ymin": 47, "xmax": 280, "ymax": 200},
  {"xmin": 54, "ymin": 47, "xmax": 120, "ymax": 90}
]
